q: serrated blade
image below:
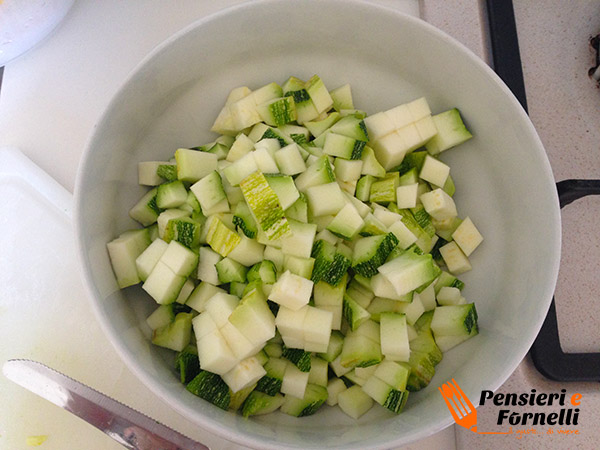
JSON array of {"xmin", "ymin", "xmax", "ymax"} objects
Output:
[{"xmin": 2, "ymin": 359, "xmax": 209, "ymax": 450}]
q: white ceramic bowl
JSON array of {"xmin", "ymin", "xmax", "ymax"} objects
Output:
[{"xmin": 74, "ymin": 1, "xmax": 561, "ymax": 448}]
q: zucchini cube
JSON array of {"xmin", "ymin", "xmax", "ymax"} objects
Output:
[
  {"xmin": 396, "ymin": 183, "xmax": 419, "ymax": 209},
  {"xmin": 253, "ymin": 147, "xmax": 279, "ymax": 173},
  {"xmin": 160, "ymin": 240, "xmax": 198, "ymax": 277},
  {"xmin": 337, "ymin": 385, "xmax": 374, "ymax": 419},
  {"xmin": 281, "ymin": 219, "xmax": 317, "ymax": 259},
  {"xmin": 274, "ymin": 143, "xmax": 307, "ymax": 176},
  {"xmin": 384, "ymin": 104, "xmax": 413, "ymax": 130},
  {"xmin": 190, "ymin": 171, "xmax": 228, "ymax": 215},
  {"xmin": 204, "ymin": 293, "xmax": 239, "ymax": 328},
  {"xmin": 304, "ymin": 75, "xmax": 334, "ymax": 114},
  {"xmin": 374, "ymin": 360, "xmax": 410, "ymax": 391},
  {"xmin": 192, "ymin": 311, "xmax": 219, "ymax": 340},
  {"xmin": 425, "ymin": 108, "xmax": 473, "ymax": 155},
  {"xmin": 151, "ymin": 312, "xmax": 193, "ymax": 352},
  {"xmin": 228, "ymin": 234, "xmax": 265, "ymax": 267},
  {"xmin": 220, "ymin": 322, "xmax": 260, "ymax": 360},
  {"xmin": 438, "ymin": 241, "xmax": 472, "ymax": 274},
  {"xmin": 257, "ymin": 96, "xmax": 297, "ymax": 127},
  {"xmin": 305, "ymin": 182, "xmax": 346, "ymax": 217},
  {"xmin": 229, "ymin": 289, "xmax": 276, "ymax": 346},
  {"xmin": 226, "ymin": 133, "xmax": 255, "ymax": 162},
  {"xmin": 222, "ymin": 356, "xmax": 267, "ymax": 394},
  {"xmin": 174, "ymin": 148, "xmax": 218, "ymax": 183},
  {"xmin": 223, "ymin": 152, "xmax": 259, "ymax": 186},
  {"xmin": 419, "ymin": 155, "xmax": 450, "ymax": 187},
  {"xmin": 269, "ymin": 270, "xmax": 313, "ymax": 310},
  {"xmin": 107, "ymin": 228, "xmax": 151, "ymax": 288},
  {"xmin": 156, "ymin": 180, "xmax": 188, "ymax": 209},
  {"xmin": 363, "ymin": 111, "xmax": 396, "ymax": 141},
  {"xmin": 451, "ymin": 216, "xmax": 483, "ymax": 256},
  {"xmin": 197, "ymin": 328, "xmax": 239, "ymax": 375},
  {"xmin": 419, "ymin": 188, "xmax": 457, "ymax": 221},
  {"xmin": 281, "ymin": 362, "xmax": 310, "ymax": 399},
  {"xmin": 275, "ymin": 305, "xmax": 308, "ymax": 345},
  {"xmin": 323, "ymin": 132, "xmax": 366, "ymax": 160},
  {"xmin": 431, "ymin": 303, "xmax": 478, "ymax": 337},
  {"xmin": 129, "ymin": 188, "xmax": 160, "ymax": 227},
  {"xmin": 380, "ymin": 312, "xmax": 410, "ymax": 362},
  {"xmin": 303, "ymin": 306, "xmax": 333, "ymax": 352},
  {"xmin": 142, "ymin": 261, "xmax": 186, "ymax": 305}
]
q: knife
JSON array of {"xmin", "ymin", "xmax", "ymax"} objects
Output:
[{"xmin": 2, "ymin": 359, "xmax": 209, "ymax": 450}]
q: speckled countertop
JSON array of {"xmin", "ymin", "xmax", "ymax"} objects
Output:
[
  {"xmin": 0, "ymin": 1, "xmax": 598, "ymax": 449},
  {"xmin": 425, "ymin": 1, "xmax": 600, "ymax": 448}
]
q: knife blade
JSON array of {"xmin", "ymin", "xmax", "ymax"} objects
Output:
[{"xmin": 2, "ymin": 359, "xmax": 209, "ymax": 450}]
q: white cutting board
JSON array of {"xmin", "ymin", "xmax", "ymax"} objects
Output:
[{"xmin": 0, "ymin": 147, "xmax": 246, "ymax": 450}]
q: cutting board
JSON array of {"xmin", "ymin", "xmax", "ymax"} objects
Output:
[{"xmin": 0, "ymin": 147, "xmax": 246, "ymax": 450}]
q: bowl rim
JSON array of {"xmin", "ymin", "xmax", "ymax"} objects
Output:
[{"xmin": 73, "ymin": 1, "xmax": 562, "ymax": 448}]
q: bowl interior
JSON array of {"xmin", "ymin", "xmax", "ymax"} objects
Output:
[{"xmin": 75, "ymin": 1, "xmax": 561, "ymax": 448}]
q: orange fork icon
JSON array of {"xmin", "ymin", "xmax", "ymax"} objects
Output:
[{"xmin": 439, "ymin": 379, "xmax": 512, "ymax": 435}]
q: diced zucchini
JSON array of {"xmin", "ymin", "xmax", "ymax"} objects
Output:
[
  {"xmin": 129, "ymin": 188, "xmax": 161, "ymax": 227},
  {"xmin": 304, "ymin": 75, "xmax": 334, "ymax": 114},
  {"xmin": 280, "ymin": 383, "xmax": 328, "ymax": 417},
  {"xmin": 229, "ymin": 287, "xmax": 276, "ymax": 346},
  {"xmin": 322, "ymin": 243, "xmax": 352, "ymax": 286},
  {"xmin": 330, "ymin": 83, "xmax": 354, "ymax": 111},
  {"xmin": 190, "ymin": 171, "xmax": 229, "ymax": 216},
  {"xmin": 438, "ymin": 241, "xmax": 472, "ymax": 274},
  {"xmin": 294, "ymin": 155, "xmax": 336, "ymax": 192},
  {"xmin": 274, "ymin": 143, "xmax": 307, "ymax": 176},
  {"xmin": 156, "ymin": 163, "xmax": 178, "ymax": 182},
  {"xmin": 107, "ymin": 228, "xmax": 151, "ymax": 288},
  {"xmin": 151, "ymin": 311, "xmax": 193, "ymax": 351},
  {"xmin": 425, "ymin": 108, "xmax": 473, "ymax": 154},
  {"xmin": 232, "ymin": 201, "xmax": 258, "ymax": 239},
  {"xmin": 343, "ymin": 295, "xmax": 371, "ymax": 331},
  {"xmin": 282, "ymin": 345, "xmax": 312, "ymax": 373},
  {"xmin": 156, "ymin": 180, "xmax": 188, "ymax": 209},
  {"xmin": 326, "ymin": 202, "xmax": 364, "ymax": 241},
  {"xmin": 163, "ymin": 217, "xmax": 203, "ymax": 249},
  {"xmin": 362, "ymin": 376, "xmax": 409, "ymax": 414},
  {"xmin": 255, "ymin": 357, "xmax": 287, "ymax": 396},
  {"xmin": 323, "ymin": 132, "xmax": 366, "ymax": 160},
  {"xmin": 216, "ymin": 257, "xmax": 248, "ymax": 284},
  {"xmin": 242, "ymin": 391, "xmax": 285, "ymax": 417},
  {"xmin": 337, "ymin": 385, "xmax": 373, "ymax": 419},
  {"xmin": 257, "ymin": 96, "xmax": 297, "ymax": 126},
  {"xmin": 222, "ymin": 356, "xmax": 267, "ymax": 393},
  {"xmin": 326, "ymin": 377, "xmax": 347, "ymax": 406},
  {"xmin": 340, "ymin": 330, "xmax": 382, "ymax": 369},
  {"xmin": 329, "ymin": 115, "xmax": 369, "ymax": 142},
  {"xmin": 380, "ymin": 312, "xmax": 410, "ymax": 362},
  {"xmin": 269, "ymin": 270, "xmax": 313, "ymax": 310},
  {"xmin": 370, "ymin": 173, "xmax": 399, "ymax": 204},
  {"xmin": 377, "ymin": 250, "xmax": 439, "ymax": 296},
  {"xmin": 420, "ymin": 188, "xmax": 457, "ymax": 221},
  {"xmin": 431, "ymin": 303, "xmax": 478, "ymax": 337},
  {"xmin": 451, "ymin": 216, "xmax": 483, "ymax": 256},
  {"xmin": 175, "ymin": 148, "xmax": 218, "ymax": 183},
  {"xmin": 281, "ymin": 361, "xmax": 310, "ymax": 398},
  {"xmin": 205, "ymin": 215, "xmax": 241, "ymax": 257},
  {"xmin": 175, "ymin": 344, "xmax": 201, "ymax": 384},
  {"xmin": 351, "ymin": 233, "xmax": 399, "ymax": 278},
  {"xmin": 240, "ymin": 171, "xmax": 291, "ymax": 240},
  {"xmin": 186, "ymin": 370, "xmax": 231, "ymax": 410}
]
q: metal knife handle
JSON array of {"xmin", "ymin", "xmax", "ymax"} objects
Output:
[{"xmin": 2, "ymin": 359, "xmax": 209, "ymax": 450}]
